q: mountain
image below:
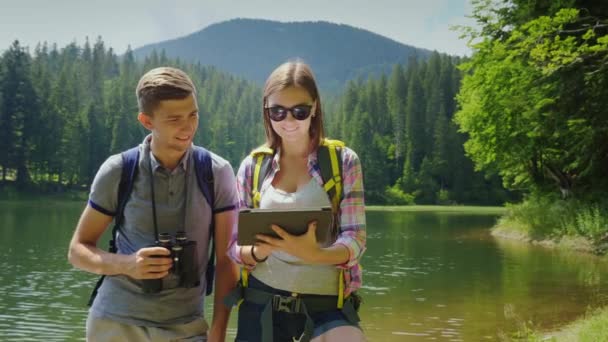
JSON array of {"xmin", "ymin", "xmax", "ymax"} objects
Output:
[{"xmin": 132, "ymin": 19, "xmax": 432, "ymax": 90}]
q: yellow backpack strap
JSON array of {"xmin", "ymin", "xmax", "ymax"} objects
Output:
[
  {"xmin": 239, "ymin": 147, "xmax": 274, "ymax": 293},
  {"xmin": 250, "ymin": 147, "xmax": 274, "ymax": 209},
  {"xmin": 251, "ymin": 154, "xmax": 265, "ymax": 208},
  {"xmin": 241, "ymin": 267, "xmax": 249, "ymax": 288},
  {"xmin": 234, "ymin": 267, "xmax": 250, "ymax": 307},
  {"xmin": 319, "ymin": 139, "xmax": 350, "ymax": 308},
  {"xmin": 322, "ymin": 138, "xmax": 345, "ymax": 148},
  {"xmin": 318, "ymin": 139, "xmax": 345, "ymax": 213},
  {"xmin": 337, "ymin": 269, "xmax": 345, "ymax": 308},
  {"xmin": 328, "ymin": 144, "xmax": 342, "ymax": 211}
]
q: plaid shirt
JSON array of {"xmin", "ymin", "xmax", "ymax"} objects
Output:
[{"xmin": 228, "ymin": 145, "xmax": 367, "ymax": 297}]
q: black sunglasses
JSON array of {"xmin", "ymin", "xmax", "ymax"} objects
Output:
[{"xmin": 265, "ymin": 104, "xmax": 313, "ymax": 121}]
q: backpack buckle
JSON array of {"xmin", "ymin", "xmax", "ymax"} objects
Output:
[{"xmin": 272, "ymin": 294, "xmax": 301, "ymax": 313}]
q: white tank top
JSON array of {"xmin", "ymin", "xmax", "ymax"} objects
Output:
[{"xmin": 252, "ymin": 178, "xmax": 340, "ymax": 295}]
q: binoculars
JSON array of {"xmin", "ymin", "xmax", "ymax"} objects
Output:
[{"xmin": 141, "ymin": 231, "xmax": 200, "ymax": 293}]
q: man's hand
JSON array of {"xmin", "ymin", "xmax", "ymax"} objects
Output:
[{"xmin": 124, "ymin": 247, "xmax": 173, "ymax": 279}]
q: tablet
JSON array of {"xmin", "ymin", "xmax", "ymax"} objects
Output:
[{"xmin": 237, "ymin": 207, "xmax": 334, "ymax": 246}]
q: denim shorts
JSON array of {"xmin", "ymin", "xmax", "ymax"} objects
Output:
[{"xmin": 234, "ymin": 276, "xmax": 359, "ymax": 342}]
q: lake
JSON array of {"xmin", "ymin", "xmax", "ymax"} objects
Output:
[{"xmin": 1, "ymin": 202, "xmax": 606, "ymax": 341}]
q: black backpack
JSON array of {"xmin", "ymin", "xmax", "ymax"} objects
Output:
[{"xmin": 88, "ymin": 146, "xmax": 216, "ymax": 306}]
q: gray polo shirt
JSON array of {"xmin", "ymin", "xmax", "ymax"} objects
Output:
[{"xmin": 88, "ymin": 135, "xmax": 238, "ymax": 326}]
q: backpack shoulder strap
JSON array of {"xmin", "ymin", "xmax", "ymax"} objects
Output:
[
  {"xmin": 113, "ymin": 147, "xmax": 140, "ymax": 249},
  {"xmin": 318, "ymin": 139, "xmax": 344, "ymax": 212},
  {"xmin": 250, "ymin": 147, "xmax": 274, "ymax": 209},
  {"xmin": 192, "ymin": 146, "xmax": 215, "ymax": 209},
  {"xmin": 192, "ymin": 146, "xmax": 216, "ymax": 296},
  {"xmin": 318, "ymin": 139, "xmax": 348, "ymax": 309},
  {"xmin": 87, "ymin": 146, "xmax": 139, "ymax": 306}
]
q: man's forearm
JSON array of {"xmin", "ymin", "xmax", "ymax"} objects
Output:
[
  {"xmin": 209, "ymin": 258, "xmax": 238, "ymax": 341},
  {"xmin": 68, "ymin": 242, "xmax": 131, "ymax": 276}
]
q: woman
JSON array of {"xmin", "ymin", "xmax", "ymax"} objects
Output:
[{"xmin": 227, "ymin": 61, "xmax": 366, "ymax": 342}]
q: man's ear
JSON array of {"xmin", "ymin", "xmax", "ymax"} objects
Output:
[{"xmin": 137, "ymin": 112, "xmax": 154, "ymax": 130}]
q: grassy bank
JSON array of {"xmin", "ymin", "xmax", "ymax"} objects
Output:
[
  {"xmin": 493, "ymin": 193, "xmax": 608, "ymax": 255},
  {"xmin": 366, "ymin": 204, "xmax": 506, "ymax": 214},
  {"xmin": 0, "ymin": 183, "xmax": 87, "ymax": 202},
  {"xmin": 535, "ymin": 307, "xmax": 608, "ymax": 342},
  {"xmin": 489, "ymin": 193, "xmax": 608, "ymax": 341}
]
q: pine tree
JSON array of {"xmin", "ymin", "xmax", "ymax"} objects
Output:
[
  {"xmin": 404, "ymin": 58, "xmax": 425, "ymax": 173},
  {"xmin": 0, "ymin": 41, "xmax": 39, "ymax": 187},
  {"xmin": 387, "ymin": 64, "xmax": 406, "ymax": 168}
]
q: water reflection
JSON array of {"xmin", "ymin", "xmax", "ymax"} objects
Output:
[
  {"xmin": 360, "ymin": 210, "xmax": 608, "ymax": 341},
  {"xmin": 1, "ymin": 203, "xmax": 607, "ymax": 341}
]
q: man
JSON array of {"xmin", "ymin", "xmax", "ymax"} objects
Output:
[{"xmin": 68, "ymin": 67, "xmax": 238, "ymax": 341}]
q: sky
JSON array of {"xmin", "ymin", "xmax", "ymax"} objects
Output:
[{"xmin": 0, "ymin": 0, "xmax": 476, "ymax": 56}]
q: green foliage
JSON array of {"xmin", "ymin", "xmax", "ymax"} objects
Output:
[
  {"xmin": 0, "ymin": 39, "xmax": 261, "ymax": 190},
  {"xmin": 436, "ymin": 189, "xmax": 451, "ymax": 205},
  {"xmin": 577, "ymin": 307, "xmax": 608, "ymax": 342},
  {"xmin": 538, "ymin": 307, "xmax": 608, "ymax": 341},
  {"xmin": 384, "ymin": 185, "xmax": 415, "ymax": 205},
  {"xmin": 502, "ymin": 193, "xmax": 568, "ymax": 238},
  {"xmin": 502, "ymin": 193, "xmax": 608, "ymax": 244},
  {"xmin": 570, "ymin": 205, "xmax": 608, "ymax": 241},
  {"xmin": 455, "ymin": 2, "xmax": 608, "ymax": 197},
  {"xmin": 0, "ymin": 37, "xmax": 511, "ymax": 205},
  {"xmin": 328, "ymin": 52, "xmax": 511, "ymax": 205},
  {"xmin": 0, "ymin": 41, "xmax": 39, "ymax": 188},
  {"xmin": 454, "ymin": 0, "xmax": 608, "ymax": 260}
]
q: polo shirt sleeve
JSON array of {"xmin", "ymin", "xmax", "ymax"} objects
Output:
[
  {"xmin": 88, "ymin": 154, "xmax": 123, "ymax": 216},
  {"xmin": 212, "ymin": 158, "xmax": 238, "ymax": 214}
]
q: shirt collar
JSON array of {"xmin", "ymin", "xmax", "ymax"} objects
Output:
[{"xmin": 143, "ymin": 134, "xmax": 190, "ymax": 172}]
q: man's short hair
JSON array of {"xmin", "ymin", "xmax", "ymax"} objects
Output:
[{"xmin": 136, "ymin": 67, "xmax": 197, "ymax": 115}]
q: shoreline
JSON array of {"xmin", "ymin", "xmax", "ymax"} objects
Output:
[
  {"xmin": 366, "ymin": 205, "xmax": 506, "ymax": 214},
  {"xmin": 0, "ymin": 190, "xmax": 87, "ymax": 202},
  {"xmin": 537, "ymin": 307, "xmax": 608, "ymax": 342},
  {"xmin": 490, "ymin": 223, "xmax": 598, "ymax": 254},
  {"xmin": 491, "ymin": 222, "xmax": 607, "ymax": 341}
]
